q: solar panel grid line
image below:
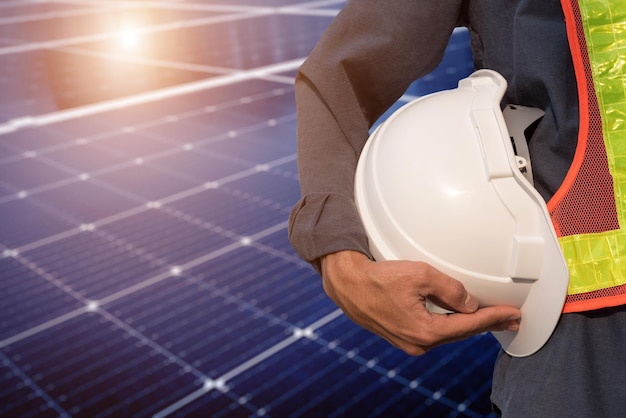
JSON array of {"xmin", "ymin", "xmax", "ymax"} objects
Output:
[
  {"xmin": 429, "ymin": 348, "xmax": 498, "ymax": 418},
  {"xmin": 1, "ymin": 24, "xmax": 300, "ymax": 123},
  {"xmin": 0, "ymin": 306, "xmax": 88, "ymax": 349},
  {"xmin": 255, "ymin": 73, "xmax": 298, "ymax": 85},
  {"xmin": 0, "ymin": 169, "xmax": 492, "ymax": 402},
  {"xmin": 52, "ymin": 0, "xmax": 344, "ymax": 15},
  {"xmin": 330, "ymin": 362, "xmax": 468, "ymax": 418},
  {"xmin": 3, "ymin": 18, "xmax": 268, "ymax": 270},
  {"xmin": 2, "ymin": 146, "xmax": 294, "ymax": 256},
  {"xmin": 260, "ymin": 350, "xmax": 348, "ymax": 417},
  {"xmin": 97, "ymin": 308, "xmax": 208, "ymax": 380},
  {"xmin": 0, "ymin": 59, "xmax": 304, "ymax": 134},
  {"xmin": 0, "ymin": 86, "xmax": 293, "ymax": 167},
  {"xmin": 314, "ymin": 338, "xmax": 492, "ymax": 418},
  {"xmin": 0, "ymin": 0, "xmax": 36, "ymax": 8},
  {"xmin": 0, "ymin": 5, "xmax": 109, "ymax": 26},
  {"xmin": 14, "ymin": 150, "xmax": 106, "ymax": 192},
  {"xmin": 169, "ymin": 222, "xmax": 286, "ymax": 272},
  {"xmin": 0, "ymin": 174, "xmax": 80, "ymax": 206},
  {"xmin": 0, "ymin": 9, "xmax": 275, "ymax": 57},
  {"xmin": 410, "ymin": 364, "xmax": 491, "ymax": 417},
  {"xmin": 153, "ymin": 308, "xmax": 343, "ymax": 418},
  {"xmin": 459, "ymin": 375, "xmax": 493, "ymax": 415},
  {"xmin": 149, "ymin": 307, "xmax": 276, "ymax": 372},
  {"xmin": 82, "ymin": 130, "xmax": 278, "ymax": 196},
  {"xmin": 86, "ymin": 258, "xmax": 172, "ymax": 307},
  {"xmin": 15, "ymin": 235, "xmax": 159, "ymax": 300},
  {"xmin": 158, "ymin": 205, "xmax": 242, "ymax": 243},
  {"xmin": 288, "ymin": 358, "xmax": 409, "ymax": 418},
  {"xmin": 53, "ymin": 1, "xmax": 275, "ymax": 14},
  {"xmin": 0, "ymin": 132, "xmax": 111, "ymax": 165},
  {"xmin": 313, "ymin": 319, "xmax": 495, "ymax": 416},
  {"xmin": 54, "ymin": 44, "xmax": 237, "ymax": 76},
  {"xmin": 2, "ymin": 144, "xmax": 296, "ymax": 316},
  {"xmin": 273, "ymin": 7, "xmax": 338, "ymax": 18},
  {"xmin": 245, "ymin": 240, "xmax": 309, "ymax": 269},
  {"xmin": 2, "ymin": 101, "xmax": 296, "ymax": 250},
  {"xmin": 11, "ymin": 252, "xmax": 89, "ymax": 303},
  {"xmin": 0, "ymin": 184, "xmax": 80, "ymax": 234},
  {"xmin": 151, "ymin": 385, "xmax": 210, "ymax": 418},
  {"xmin": 0, "ymin": 1, "xmax": 503, "ymax": 416},
  {"xmin": 217, "ymin": 332, "xmax": 301, "ymax": 384},
  {"xmin": 174, "ymin": 253, "xmax": 309, "ymax": 331},
  {"xmin": 327, "ymin": 378, "xmax": 393, "ymax": 418},
  {"xmin": 133, "ymin": 266, "xmax": 326, "ymax": 414},
  {"xmin": 6, "ymin": 205, "xmax": 146, "ymax": 255},
  {"xmin": 4, "ymin": 256, "xmax": 322, "ymax": 416},
  {"xmin": 174, "ymin": 336, "xmax": 492, "ymax": 417},
  {"xmin": 217, "ymin": 341, "xmax": 336, "ymax": 417},
  {"xmin": 235, "ymin": 321, "xmax": 400, "ymax": 418},
  {"xmin": 0, "ymin": 350, "xmax": 70, "ymax": 417},
  {"xmin": 319, "ymin": 342, "xmax": 437, "ymax": 404},
  {"xmin": 278, "ymin": 0, "xmax": 344, "ymax": 10},
  {"xmin": 61, "ymin": 343, "xmax": 168, "ymax": 401},
  {"xmin": 130, "ymin": 122, "xmax": 297, "ymax": 183},
  {"xmin": 1, "ymin": 216, "xmax": 291, "ymax": 348},
  {"xmin": 2, "ymin": 315, "xmax": 199, "ymax": 417}
]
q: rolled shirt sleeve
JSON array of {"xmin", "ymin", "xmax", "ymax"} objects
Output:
[{"xmin": 288, "ymin": 0, "xmax": 465, "ymax": 272}]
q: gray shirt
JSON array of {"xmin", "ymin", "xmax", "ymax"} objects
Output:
[
  {"xmin": 289, "ymin": 0, "xmax": 626, "ymax": 415},
  {"xmin": 289, "ymin": 0, "xmax": 578, "ymax": 272}
]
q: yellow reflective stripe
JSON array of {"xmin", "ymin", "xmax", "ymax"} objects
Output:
[
  {"xmin": 563, "ymin": 0, "xmax": 626, "ymax": 295},
  {"xmin": 560, "ymin": 230, "xmax": 626, "ymax": 294},
  {"xmin": 606, "ymin": 128, "xmax": 626, "ymax": 226},
  {"xmin": 583, "ymin": 0, "xmax": 626, "ymax": 224}
]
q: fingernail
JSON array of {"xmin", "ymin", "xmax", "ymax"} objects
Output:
[
  {"xmin": 464, "ymin": 293, "xmax": 478, "ymax": 311},
  {"xmin": 505, "ymin": 319, "xmax": 520, "ymax": 332}
]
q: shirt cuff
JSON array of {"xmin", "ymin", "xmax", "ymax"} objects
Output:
[{"xmin": 288, "ymin": 192, "xmax": 373, "ymax": 274}]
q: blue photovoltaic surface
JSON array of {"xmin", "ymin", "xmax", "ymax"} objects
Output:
[{"xmin": 0, "ymin": 1, "xmax": 499, "ymax": 417}]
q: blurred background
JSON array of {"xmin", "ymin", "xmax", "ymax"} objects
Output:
[{"xmin": 0, "ymin": 1, "xmax": 499, "ymax": 417}]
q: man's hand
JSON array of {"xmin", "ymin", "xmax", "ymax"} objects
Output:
[{"xmin": 321, "ymin": 250, "xmax": 521, "ymax": 356}]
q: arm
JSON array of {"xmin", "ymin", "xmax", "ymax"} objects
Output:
[
  {"xmin": 289, "ymin": 0, "xmax": 463, "ymax": 271},
  {"xmin": 289, "ymin": 0, "xmax": 521, "ymax": 354}
]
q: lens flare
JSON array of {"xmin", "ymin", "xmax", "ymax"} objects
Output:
[{"xmin": 120, "ymin": 26, "xmax": 140, "ymax": 50}]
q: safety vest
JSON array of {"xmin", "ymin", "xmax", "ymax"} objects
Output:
[{"xmin": 552, "ymin": 0, "xmax": 626, "ymax": 313}]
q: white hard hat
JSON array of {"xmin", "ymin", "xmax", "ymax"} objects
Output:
[{"xmin": 354, "ymin": 69, "xmax": 569, "ymax": 357}]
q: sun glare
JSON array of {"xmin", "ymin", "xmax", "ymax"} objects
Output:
[{"xmin": 120, "ymin": 26, "xmax": 140, "ymax": 50}]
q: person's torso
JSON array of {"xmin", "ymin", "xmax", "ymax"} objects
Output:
[{"xmin": 464, "ymin": 0, "xmax": 579, "ymax": 203}]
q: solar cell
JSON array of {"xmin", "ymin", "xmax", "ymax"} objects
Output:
[{"xmin": 0, "ymin": 1, "xmax": 499, "ymax": 417}]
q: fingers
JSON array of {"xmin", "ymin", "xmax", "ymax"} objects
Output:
[
  {"xmin": 382, "ymin": 306, "xmax": 521, "ymax": 356},
  {"xmin": 319, "ymin": 251, "xmax": 523, "ymax": 356},
  {"xmin": 416, "ymin": 265, "xmax": 522, "ymax": 345},
  {"xmin": 417, "ymin": 265, "xmax": 479, "ymax": 314},
  {"xmin": 426, "ymin": 305, "xmax": 521, "ymax": 344},
  {"xmin": 365, "ymin": 295, "xmax": 521, "ymax": 355}
]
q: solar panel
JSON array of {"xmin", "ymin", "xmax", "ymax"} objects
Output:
[{"xmin": 0, "ymin": 1, "xmax": 499, "ymax": 417}]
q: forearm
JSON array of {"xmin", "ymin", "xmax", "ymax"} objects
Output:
[
  {"xmin": 288, "ymin": 73, "xmax": 372, "ymax": 272},
  {"xmin": 289, "ymin": 0, "xmax": 465, "ymax": 272}
]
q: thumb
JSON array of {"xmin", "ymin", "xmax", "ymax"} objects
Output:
[{"xmin": 423, "ymin": 268, "xmax": 479, "ymax": 314}]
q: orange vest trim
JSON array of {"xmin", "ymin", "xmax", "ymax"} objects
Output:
[
  {"xmin": 564, "ymin": 284, "xmax": 626, "ymax": 313},
  {"xmin": 554, "ymin": 0, "xmax": 626, "ymax": 313}
]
